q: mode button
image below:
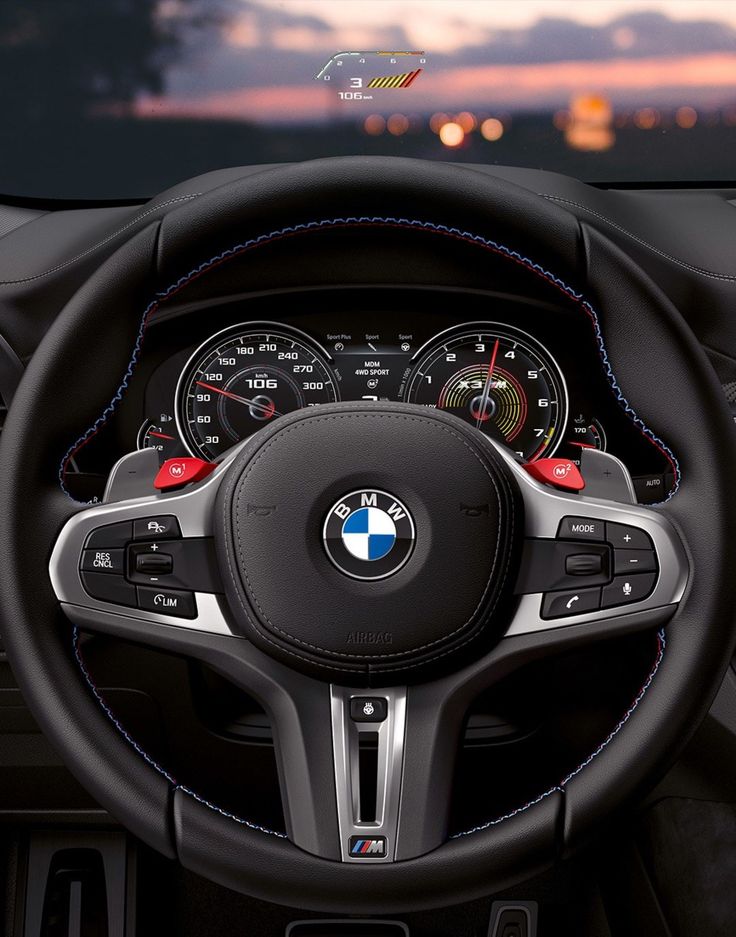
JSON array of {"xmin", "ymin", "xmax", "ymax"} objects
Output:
[{"xmin": 557, "ymin": 516, "xmax": 605, "ymax": 541}]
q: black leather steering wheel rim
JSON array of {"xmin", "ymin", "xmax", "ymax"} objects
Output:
[{"xmin": 1, "ymin": 156, "xmax": 735, "ymax": 912}]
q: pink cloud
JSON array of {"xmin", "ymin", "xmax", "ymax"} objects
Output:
[{"xmin": 133, "ymin": 52, "xmax": 736, "ymax": 123}]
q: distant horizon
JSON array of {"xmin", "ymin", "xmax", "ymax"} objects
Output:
[{"xmin": 133, "ymin": 1, "xmax": 736, "ymax": 124}]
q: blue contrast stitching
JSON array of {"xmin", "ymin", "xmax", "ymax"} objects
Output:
[
  {"xmin": 451, "ymin": 628, "xmax": 666, "ymax": 837},
  {"xmin": 72, "ymin": 626, "xmax": 177, "ymax": 784},
  {"xmin": 73, "ymin": 627, "xmax": 286, "ymax": 837},
  {"xmin": 59, "ymin": 299, "xmax": 158, "ymax": 494},
  {"xmin": 62, "ymin": 217, "xmax": 677, "ymax": 840},
  {"xmin": 58, "ymin": 216, "xmax": 681, "ymax": 501},
  {"xmin": 177, "ymin": 785, "xmax": 288, "ymax": 838}
]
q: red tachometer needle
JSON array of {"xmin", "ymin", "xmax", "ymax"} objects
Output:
[
  {"xmin": 195, "ymin": 381, "xmax": 283, "ymax": 418},
  {"xmin": 475, "ymin": 338, "xmax": 500, "ymax": 429}
]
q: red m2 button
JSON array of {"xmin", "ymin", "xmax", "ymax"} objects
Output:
[{"xmin": 523, "ymin": 458, "xmax": 585, "ymax": 492}]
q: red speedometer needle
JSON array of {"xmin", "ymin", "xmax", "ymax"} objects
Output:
[
  {"xmin": 195, "ymin": 381, "xmax": 283, "ymax": 418},
  {"xmin": 475, "ymin": 338, "xmax": 500, "ymax": 429}
]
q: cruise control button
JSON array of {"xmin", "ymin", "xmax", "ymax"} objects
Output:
[
  {"xmin": 565, "ymin": 553, "xmax": 604, "ymax": 576},
  {"xmin": 133, "ymin": 516, "xmax": 181, "ymax": 540},
  {"xmin": 137, "ymin": 586, "xmax": 197, "ymax": 619},
  {"xmin": 557, "ymin": 517, "xmax": 605, "ymax": 541},
  {"xmin": 81, "ymin": 571, "xmax": 136, "ymax": 607},
  {"xmin": 81, "ymin": 549, "xmax": 125, "ymax": 574},
  {"xmin": 613, "ymin": 549, "xmax": 657, "ymax": 575},
  {"xmin": 541, "ymin": 587, "xmax": 600, "ymax": 619},
  {"xmin": 135, "ymin": 553, "xmax": 173, "ymax": 575},
  {"xmin": 127, "ymin": 539, "xmax": 221, "ymax": 592},
  {"xmin": 516, "ymin": 540, "xmax": 610, "ymax": 594},
  {"xmin": 85, "ymin": 522, "xmax": 132, "ymax": 550},
  {"xmin": 601, "ymin": 573, "xmax": 656, "ymax": 608},
  {"xmin": 605, "ymin": 522, "xmax": 652, "ymax": 551},
  {"xmin": 350, "ymin": 697, "xmax": 388, "ymax": 723}
]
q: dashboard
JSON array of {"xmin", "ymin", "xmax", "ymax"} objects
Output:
[{"xmin": 64, "ymin": 285, "xmax": 674, "ymax": 504}]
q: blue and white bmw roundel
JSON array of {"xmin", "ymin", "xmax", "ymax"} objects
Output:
[
  {"xmin": 341, "ymin": 506, "xmax": 397, "ymax": 561},
  {"xmin": 323, "ymin": 490, "xmax": 415, "ymax": 580}
]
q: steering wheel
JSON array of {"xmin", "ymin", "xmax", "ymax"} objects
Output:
[{"xmin": 1, "ymin": 157, "xmax": 735, "ymax": 914}]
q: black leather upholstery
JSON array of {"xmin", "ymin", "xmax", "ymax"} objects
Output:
[
  {"xmin": 216, "ymin": 400, "xmax": 521, "ymax": 681},
  {"xmin": 1, "ymin": 157, "xmax": 735, "ymax": 910}
]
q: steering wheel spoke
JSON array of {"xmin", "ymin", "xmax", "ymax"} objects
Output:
[
  {"xmin": 498, "ymin": 444, "xmax": 687, "ymax": 648},
  {"xmin": 329, "ymin": 680, "xmax": 467, "ymax": 862},
  {"xmin": 50, "ymin": 449, "xmax": 240, "ymax": 651}
]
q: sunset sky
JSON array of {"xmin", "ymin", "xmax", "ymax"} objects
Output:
[
  {"xmin": 135, "ymin": 1, "xmax": 736, "ymax": 122},
  {"xmin": 261, "ymin": 1, "xmax": 736, "ymax": 48}
]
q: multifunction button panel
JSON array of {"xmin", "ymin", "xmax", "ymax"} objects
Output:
[
  {"xmin": 79, "ymin": 516, "xmax": 222, "ymax": 618},
  {"xmin": 516, "ymin": 516, "xmax": 659, "ymax": 619}
]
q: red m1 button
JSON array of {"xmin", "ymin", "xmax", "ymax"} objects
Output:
[
  {"xmin": 523, "ymin": 458, "xmax": 585, "ymax": 492},
  {"xmin": 154, "ymin": 458, "xmax": 215, "ymax": 491}
]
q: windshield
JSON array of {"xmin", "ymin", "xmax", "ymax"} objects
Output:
[{"xmin": 2, "ymin": 0, "xmax": 736, "ymax": 199}]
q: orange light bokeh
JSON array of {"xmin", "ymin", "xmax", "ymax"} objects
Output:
[
  {"xmin": 439, "ymin": 121, "xmax": 465, "ymax": 146},
  {"xmin": 480, "ymin": 117, "xmax": 504, "ymax": 141},
  {"xmin": 634, "ymin": 107, "xmax": 660, "ymax": 129},
  {"xmin": 364, "ymin": 114, "xmax": 386, "ymax": 135},
  {"xmin": 675, "ymin": 105, "xmax": 698, "ymax": 129},
  {"xmin": 456, "ymin": 111, "xmax": 477, "ymax": 132},
  {"xmin": 387, "ymin": 113, "xmax": 410, "ymax": 136}
]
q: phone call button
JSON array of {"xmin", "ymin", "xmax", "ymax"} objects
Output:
[{"xmin": 542, "ymin": 586, "xmax": 601, "ymax": 620}]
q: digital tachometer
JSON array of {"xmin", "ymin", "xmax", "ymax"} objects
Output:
[
  {"xmin": 315, "ymin": 51, "xmax": 426, "ymax": 102},
  {"xmin": 404, "ymin": 323, "xmax": 568, "ymax": 461}
]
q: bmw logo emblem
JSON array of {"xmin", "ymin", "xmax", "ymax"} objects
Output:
[{"xmin": 323, "ymin": 489, "xmax": 415, "ymax": 580}]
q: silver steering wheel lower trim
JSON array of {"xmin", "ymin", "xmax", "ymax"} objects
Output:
[{"xmin": 331, "ymin": 686, "xmax": 407, "ymax": 863}]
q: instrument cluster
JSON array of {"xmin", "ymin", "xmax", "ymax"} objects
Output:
[
  {"xmin": 167, "ymin": 320, "xmax": 567, "ymax": 464},
  {"xmin": 67, "ymin": 287, "xmax": 675, "ymax": 504}
]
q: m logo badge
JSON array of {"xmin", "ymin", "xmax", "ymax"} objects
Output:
[{"xmin": 349, "ymin": 836, "xmax": 387, "ymax": 857}]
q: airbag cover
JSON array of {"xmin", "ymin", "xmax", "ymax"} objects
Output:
[{"xmin": 216, "ymin": 402, "xmax": 521, "ymax": 681}]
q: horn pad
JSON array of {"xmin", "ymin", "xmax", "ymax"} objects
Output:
[{"xmin": 215, "ymin": 403, "xmax": 522, "ymax": 683}]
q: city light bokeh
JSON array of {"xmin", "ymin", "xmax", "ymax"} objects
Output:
[{"xmin": 2, "ymin": 0, "xmax": 736, "ymax": 196}]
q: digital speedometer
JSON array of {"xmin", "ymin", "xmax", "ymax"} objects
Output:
[
  {"xmin": 175, "ymin": 323, "xmax": 339, "ymax": 460},
  {"xmin": 404, "ymin": 324, "xmax": 568, "ymax": 461}
]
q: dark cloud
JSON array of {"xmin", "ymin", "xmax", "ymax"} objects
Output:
[
  {"xmin": 432, "ymin": 11, "xmax": 736, "ymax": 68},
  {"xmin": 163, "ymin": 2, "xmax": 736, "ymax": 98}
]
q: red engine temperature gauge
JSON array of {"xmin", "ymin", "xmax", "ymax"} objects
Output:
[
  {"xmin": 404, "ymin": 324, "xmax": 569, "ymax": 462},
  {"xmin": 567, "ymin": 416, "xmax": 607, "ymax": 453}
]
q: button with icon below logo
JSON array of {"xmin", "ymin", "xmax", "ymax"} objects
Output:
[
  {"xmin": 349, "ymin": 697, "xmax": 388, "ymax": 723},
  {"xmin": 601, "ymin": 573, "xmax": 656, "ymax": 609},
  {"xmin": 541, "ymin": 586, "xmax": 600, "ymax": 620}
]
